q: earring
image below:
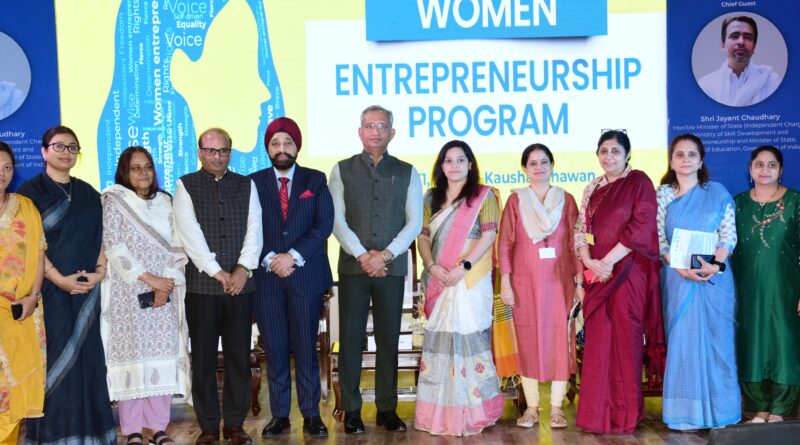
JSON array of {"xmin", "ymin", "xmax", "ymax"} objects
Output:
[{"xmin": 749, "ymin": 176, "xmax": 754, "ymax": 185}]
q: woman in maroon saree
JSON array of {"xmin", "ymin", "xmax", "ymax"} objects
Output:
[{"xmin": 573, "ymin": 130, "xmax": 665, "ymax": 434}]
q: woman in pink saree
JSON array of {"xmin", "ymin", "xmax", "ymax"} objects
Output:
[{"xmin": 414, "ymin": 140, "xmax": 504, "ymax": 436}]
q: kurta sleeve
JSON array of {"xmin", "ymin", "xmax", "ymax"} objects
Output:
[
  {"xmin": 564, "ymin": 193, "xmax": 584, "ymax": 276},
  {"xmin": 102, "ymin": 195, "xmax": 146, "ymax": 284},
  {"xmin": 498, "ymin": 194, "xmax": 518, "ymax": 275},
  {"xmin": 161, "ymin": 194, "xmax": 188, "ymax": 286}
]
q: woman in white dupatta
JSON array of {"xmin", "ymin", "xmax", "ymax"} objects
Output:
[
  {"xmin": 498, "ymin": 143, "xmax": 584, "ymax": 429},
  {"xmin": 414, "ymin": 140, "xmax": 504, "ymax": 436},
  {"xmin": 101, "ymin": 147, "xmax": 190, "ymax": 445}
]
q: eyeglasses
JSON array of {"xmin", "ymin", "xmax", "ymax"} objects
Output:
[
  {"xmin": 601, "ymin": 128, "xmax": 627, "ymax": 135},
  {"xmin": 48, "ymin": 142, "xmax": 81, "ymax": 154},
  {"xmin": 363, "ymin": 122, "xmax": 390, "ymax": 131},
  {"xmin": 200, "ymin": 147, "xmax": 232, "ymax": 157}
]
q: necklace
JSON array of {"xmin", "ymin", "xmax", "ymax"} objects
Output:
[
  {"xmin": 752, "ymin": 185, "xmax": 781, "ymax": 207},
  {"xmin": 55, "ymin": 180, "xmax": 72, "ymax": 202}
]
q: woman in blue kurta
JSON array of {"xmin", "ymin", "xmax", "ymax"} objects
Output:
[
  {"xmin": 657, "ymin": 134, "xmax": 741, "ymax": 430},
  {"xmin": 18, "ymin": 126, "xmax": 116, "ymax": 445}
]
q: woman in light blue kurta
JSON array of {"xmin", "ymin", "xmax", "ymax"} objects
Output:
[{"xmin": 657, "ymin": 134, "xmax": 741, "ymax": 430}]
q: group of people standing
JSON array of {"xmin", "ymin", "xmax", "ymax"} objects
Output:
[{"xmin": 0, "ymin": 106, "xmax": 798, "ymax": 444}]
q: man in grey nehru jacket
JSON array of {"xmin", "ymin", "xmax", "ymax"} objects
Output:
[
  {"xmin": 174, "ymin": 128, "xmax": 263, "ymax": 445},
  {"xmin": 329, "ymin": 105, "xmax": 423, "ymax": 434}
]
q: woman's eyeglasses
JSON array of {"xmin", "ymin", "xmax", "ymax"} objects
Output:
[{"xmin": 48, "ymin": 142, "xmax": 81, "ymax": 154}]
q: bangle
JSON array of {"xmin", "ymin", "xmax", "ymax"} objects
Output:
[
  {"xmin": 427, "ymin": 263, "xmax": 436, "ymax": 273},
  {"xmin": 96, "ymin": 264, "xmax": 106, "ymax": 271}
]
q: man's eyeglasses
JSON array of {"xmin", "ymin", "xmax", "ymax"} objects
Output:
[
  {"xmin": 200, "ymin": 147, "xmax": 232, "ymax": 157},
  {"xmin": 363, "ymin": 122, "xmax": 390, "ymax": 131},
  {"xmin": 601, "ymin": 128, "xmax": 627, "ymax": 135},
  {"xmin": 48, "ymin": 142, "xmax": 81, "ymax": 154}
]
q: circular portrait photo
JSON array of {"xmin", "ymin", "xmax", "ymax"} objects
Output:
[
  {"xmin": 692, "ymin": 12, "xmax": 787, "ymax": 107},
  {"xmin": 0, "ymin": 31, "xmax": 31, "ymax": 120}
]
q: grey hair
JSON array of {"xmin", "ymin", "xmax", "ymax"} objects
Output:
[{"xmin": 360, "ymin": 105, "xmax": 393, "ymax": 127}]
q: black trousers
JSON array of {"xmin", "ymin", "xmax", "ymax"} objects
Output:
[
  {"xmin": 185, "ymin": 292, "xmax": 253, "ymax": 431},
  {"xmin": 337, "ymin": 275, "xmax": 405, "ymax": 412}
]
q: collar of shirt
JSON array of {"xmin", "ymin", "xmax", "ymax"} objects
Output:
[
  {"xmin": 725, "ymin": 62, "xmax": 752, "ymax": 83},
  {"xmin": 274, "ymin": 163, "xmax": 296, "ymax": 191},
  {"xmin": 200, "ymin": 168, "xmax": 228, "ymax": 182}
]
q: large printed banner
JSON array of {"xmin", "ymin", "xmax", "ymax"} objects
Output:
[
  {"xmin": 5, "ymin": 0, "xmax": 668, "ymax": 203},
  {"xmin": 365, "ymin": 0, "xmax": 608, "ymax": 41},
  {"xmin": 667, "ymin": 0, "xmax": 799, "ymax": 193},
  {"xmin": 307, "ymin": 12, "xmax": 665, "ymax": 177},
  {"xmin": 0, "ymin": 3, "xmax": 60, "ymax": 190}
]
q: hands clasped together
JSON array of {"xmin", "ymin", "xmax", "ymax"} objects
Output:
[
  {"xmin": 213, "ymin": 267, "xmax": 249, "ymax": 296},
  {"xmin": 56, "ymin": 269, "xmax": 105, "ymax": 295},
  {"xmin": 428, "ymin": 263, "xmax": 467, "ymax": 288},
  {"xmin": 359, "ymin": 249, "xmax": 390, "ymax": 278}
]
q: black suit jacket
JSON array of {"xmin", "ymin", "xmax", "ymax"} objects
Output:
[{"xmin": 250, "ymin": 165, "xmax": 334, "ymax": 297}]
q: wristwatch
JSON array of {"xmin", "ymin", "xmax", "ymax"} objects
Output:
[
  {"xmin": 237, "ymin": 264, "xmax": 253, "ymax": 278},
  {"xmin": 711, "ymin": 260, "xmax": 726, "ymax": 273},
  {"xmin": 459, "ymin": 260, "xmax": 472, "ymax": 271}
]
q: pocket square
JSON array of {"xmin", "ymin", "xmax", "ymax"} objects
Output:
[{"xmin": 299, "ymin": 190, "xmax": 315, "ymax": 198}]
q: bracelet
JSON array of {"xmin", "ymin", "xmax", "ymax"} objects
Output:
[
  {"xmin": 575, "ymin": 282, "xmax": 584, "ymax": 288},
  {"xmin": 96, "ymin": 264, "xmax": 106, "ymax": 270},
  {"xmin": 427, "ymin": 263, "xmax": 436, "ymax": 273},
  {"xmin": 44, "ymin": 264, "xmax": 54, "ymax": 275}
]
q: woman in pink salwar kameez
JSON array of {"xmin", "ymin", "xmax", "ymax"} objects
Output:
[{"xmin": 498, "ymin": 143, "xmax": 584, "ymax": 429}]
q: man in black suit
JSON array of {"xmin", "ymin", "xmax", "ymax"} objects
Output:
[{"xmin": 250, "ymin": 117, "xmax": 334, "ymax": 439}]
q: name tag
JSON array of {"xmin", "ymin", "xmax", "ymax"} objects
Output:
[
  {"xmin": 585, "ymin": 233, "xmax": 595, "ymax": 245},
  {"xmin": 539, "ymin": 247, "xmax": 556, "ymax": 259}
]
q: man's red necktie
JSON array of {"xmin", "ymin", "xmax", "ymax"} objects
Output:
[{"xmin": 278, "ymin": 177, "xmax": 289, "ymax": 220}]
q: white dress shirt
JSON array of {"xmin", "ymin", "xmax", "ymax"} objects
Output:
[
  {"xmin": 173, "ymin": 172, "xmax": 263, "ymax": 277},
  {"xmin": 329, "ymin": 156, "xmax": 423, "ymax": 259},
  {"xmin": 261, "ymin": 164, "xmax": 306, "ymax": 271}
]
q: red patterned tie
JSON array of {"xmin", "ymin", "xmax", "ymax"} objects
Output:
[{"xmin": 279, "ymin": 177, "xmax": 289, "ymax": 220}]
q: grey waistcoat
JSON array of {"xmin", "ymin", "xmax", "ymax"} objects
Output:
[
  {"xmin": 337, "ymin": 152, "xmax": 412, "ymax": 276},
  {"xmin": 181, "ymin": 170, "xmax": 255, "ymax": 295}
]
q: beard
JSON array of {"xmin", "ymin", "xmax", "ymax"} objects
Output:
[{"xmin": 270, "ymin": 152, "xmax": 296, "ymax": 170}]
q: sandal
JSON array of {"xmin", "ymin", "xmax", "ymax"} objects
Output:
[
  {"xmin": 550, "ymin": 406, "xmax": 568, "ymax": 429},
  {"xmin": 126, "ymin": 433, "xmax": 144, "ymax": 445},
  {"xmin": 768, "ymin": 415, "xmax": 784, "ymax": 422},
  {"xmin": 149, "ymin": 431, "xmax": 175, "ymax": 445},
  {"xmin": 746, "ymin": 416, "xmax": 767, "ymax": 424},
  {"xmin": 516, "ymin": 407, "xmax": 539, "ymax": 428}
]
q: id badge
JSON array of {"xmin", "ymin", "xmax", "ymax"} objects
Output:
[
  {"xmin": 539, "ymin": 247, "xmax": 556, "ymax": 259},
  {"xmin": 585, "ymin": 233, "xmax": 595, "ymax": 245}
]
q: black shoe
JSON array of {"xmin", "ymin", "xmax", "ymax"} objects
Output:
[
  {"xmin": 376, "ymin": 410, "xmax": 407, "ymax": 432},
  {"xmin": 303, "ymin": 416, "xmax": 328, "ymax": 438},
  {"xmin": 261, "ymin": 417, "xmax": 290, "ymax": 438},
  {"xmin": 344, "ymin": 410, "xmax": 365, "ymax": 434}
]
